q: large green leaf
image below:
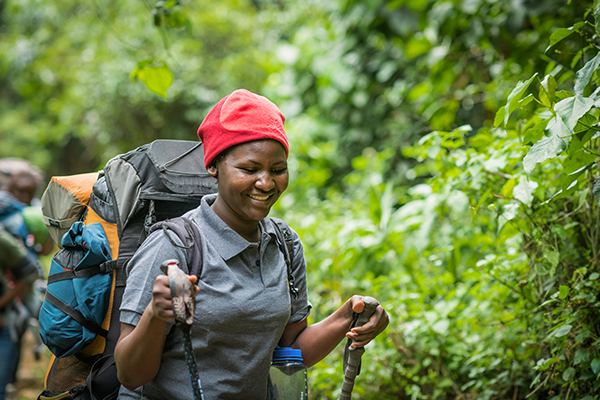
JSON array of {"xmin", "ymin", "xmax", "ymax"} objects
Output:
[
  {"xmin": 574, "ymin": 348, "xmax": 589, "ymax": 365},
  {"xmin": 546, "ymin": 114, "xmax": 572, "ymax": 140},
  {"xmin": 523, "ymin": 126, "xmax": 569, "ymax": 174},
  {"xmin": 562, "ymin": 367, "xmax": 576, "ymax": 381},
  {"xmin": 554, "ymin": 95, "xmax": 595, "ymax": 132},
  {"xmin": 559, "ymin": 285, "xmax": 569, "ymax": 300},
  {"xmin": 404, "ymin": 35, "xmax": 432, "ymax": 59},
  {"xmin": 136, "ymin": 64, "xmax": 173, "ymax": 98},
  {"xmin": 545, "ymin": 22, "xmax": 586, "ymax": 53},
  {"xmin": 552, "ymin": 324, "xmax": 572, "ymax": 338},
  {"xmin": 574, "ymin": 52, "xmax": 600, "ymax": 95},
  {"xmin": 493, "ymin": 106, "xmax": 505, "ymax": 128},
  {"xmin": 512, "ymin": 176, "xmax": 538, "ymax": 205},
  {"xmin": 592, "ymin": 358, "xmax": 600, "ymax": 374},
  {"xmin": 523, "ymin": 117, "xmax": 550, "ymax": 145},
  {"xmin": 560, "ymin": 134, "xmax": 594, "ymax": 194},
  {"xmin": 503, "ymin": 73, "xmax": 538, "ymax": 126},
  {"xmin": 564, "ymin": 136, "xmax": 597, "ymax": 174},
  {"xmin": 540, "ymin": 74, "xmax": 557, "ymax": 108}
]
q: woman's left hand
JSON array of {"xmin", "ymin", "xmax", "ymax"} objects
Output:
[{"xmin": 345, "ymin": 295, "xmax": 390, "ymax": 348}]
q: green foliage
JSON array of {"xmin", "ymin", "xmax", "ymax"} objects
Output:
[
  {"xmin": 277, "ymin": 2, "xmax": 600, "ymax": 398},
  {"xmin": 2, "ymin": 0, "xmax": 600, "ymax": 399},
  {"xmin": 265, "ymin": 0, "xmax": 589, "ymax": 191},
  {"xmin": 485, "ymin": 6, "xmax": 600, "ymax": 398},
  {"xmin": 0, "ymin": 0, "xmax": 278, "ymax": 175}
]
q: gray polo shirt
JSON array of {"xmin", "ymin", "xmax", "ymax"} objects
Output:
[{"xmin": 118, "ymin": 194, "xmax": 311, "ymax": 400}]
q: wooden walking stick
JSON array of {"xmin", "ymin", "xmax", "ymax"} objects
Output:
[
  {"xmin": 338, "ymin": 296, "xmax": 380, "ymax": 400},
  {"xmin": 161, "ymin": 259, "xmax": 204, "ymax": 400}
]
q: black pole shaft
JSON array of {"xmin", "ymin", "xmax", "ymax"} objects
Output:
[{"xmin": 177, "ymin": 321, "xmax": 204, "ymax": 400}]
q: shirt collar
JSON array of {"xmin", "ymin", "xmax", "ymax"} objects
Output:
[{"xmin": 192, "ymin": 194, "xmax": 277, "ymax": 261}]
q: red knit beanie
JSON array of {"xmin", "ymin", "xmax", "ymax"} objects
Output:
[{"xmin": 197, "ymin": 89, "xmax": 288, "ymax": 168}]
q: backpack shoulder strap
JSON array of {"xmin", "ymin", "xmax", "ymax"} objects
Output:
[
  {"xmin": 270, "ymin": 217, "xmax": 299, "ymax": 300},
  {"xmin": 149, "ymin": 217, "xmax": 203, "ymax": 278}
]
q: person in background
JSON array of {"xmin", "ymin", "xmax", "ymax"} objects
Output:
[
  {"xmin": 115, "ymin": 89, "xmax": 389, "ymax": 399},
  {"xmin": 0, "ymin": 158, "xmax": 43, "ymax": 207},
  {"xmin": 0, "ymin": 158, "xmax": 48, "ymax": 394},
  {"xmin": 0, "ymin": 226, "xmax": 41, "ymax": 399},
  {"xmin": 0, "ymin": 157, "xmax": 49, "ymax": 260}
]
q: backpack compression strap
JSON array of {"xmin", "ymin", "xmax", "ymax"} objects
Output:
[
  {"xmin": 44, "ymin": 293, "xmax": 109, "ymax": 339},
  {"xmin": 44, "ymin": 259, "xmax": 118, "ymax": 340}
]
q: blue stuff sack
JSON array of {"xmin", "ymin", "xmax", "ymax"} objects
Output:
[{"xmin": 39, "ymin": 221, "xmax": 113, "ymax": 358}]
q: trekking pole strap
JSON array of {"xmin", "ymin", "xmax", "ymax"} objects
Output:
[{"xmin": 338, "ymin": 296, "xmax": 379, "ymax": 400}]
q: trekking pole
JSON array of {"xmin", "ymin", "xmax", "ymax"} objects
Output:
[
  {"xmin": 338, "ymin": 296, "xmax": 380, "ymax": 400},
  {"xmin": 161, "ymin": 259, "xmax": 204, "ymax": 400}
]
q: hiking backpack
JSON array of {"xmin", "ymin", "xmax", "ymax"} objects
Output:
[
  {"xmin": 37, "ymin": 139, "xmax": 299, "ymax": 400},
  {"xmin": 38, "ymin": 140, "xmax": 219, "ymax": 400}
]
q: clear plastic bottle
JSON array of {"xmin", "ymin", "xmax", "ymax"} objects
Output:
[{"xmin": 268, "ymin": 346, "xmax": 308, "ymax": 400}]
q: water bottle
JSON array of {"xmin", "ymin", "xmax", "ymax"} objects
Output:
[{"xmin": 268, "ymin": 346, "xmax": 308, "ymax": 400}]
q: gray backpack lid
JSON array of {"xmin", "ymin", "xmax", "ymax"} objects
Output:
[{"xmin": 103, "ymin": 140, "xmax": 218, "ymax": 237}]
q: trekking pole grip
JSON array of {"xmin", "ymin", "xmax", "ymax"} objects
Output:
[{"xmin": 338, "ymin": 296, "xmax": 379, "ymax": 400}]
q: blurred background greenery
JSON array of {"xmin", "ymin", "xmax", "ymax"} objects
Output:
[{"xmin": 2, "ymin": 0, "xmax": 600, "ymax": 398}]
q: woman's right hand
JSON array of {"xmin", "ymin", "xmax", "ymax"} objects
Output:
[
  {"xmin": 116, "ymin": 272, "xmax": 197, "ymax": 389},
  {"xmin": 150, "ymin": 274, "xmax": 175, "ymax": 321},
  {"xmin": 150, "ymin": 274, "xmax": 199, "ymax": 322}
]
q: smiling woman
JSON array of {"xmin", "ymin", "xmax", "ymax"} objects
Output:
[
  {"xmin": 207, "ymin": 140, "xmax": 289, "ymax": 242},
  {"xmin": 199, "ymin": 89, "xmax": 291, "ymax": 242},
  {"xmin": 113, "ymin": 89, "xmax": 389, "ymax": 400}
]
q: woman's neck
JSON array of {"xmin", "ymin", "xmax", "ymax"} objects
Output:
[{"xmin": 210, "ymin": 201, "xmax": 262, "ymax": 242}]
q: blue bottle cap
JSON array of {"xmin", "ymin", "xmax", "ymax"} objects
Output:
[{"xmin": 272, "ymin": 346, "xmax": 303, "ymax": 363}]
